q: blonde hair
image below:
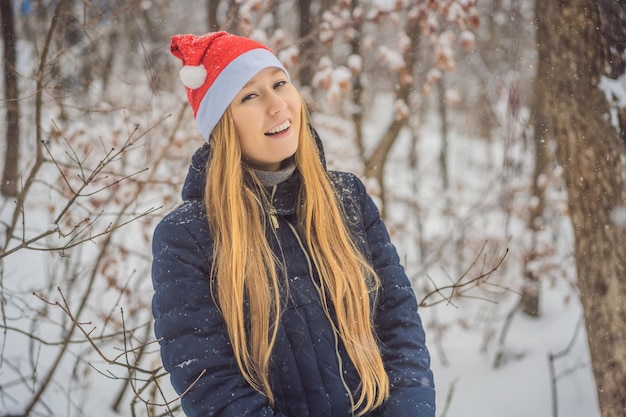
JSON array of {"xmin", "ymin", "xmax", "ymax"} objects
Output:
[{"xmin": 205, "ymin": 101, "xmax": 389, "ymax": 415}]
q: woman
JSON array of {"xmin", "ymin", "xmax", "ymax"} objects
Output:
[{"xmin": 151, "ymin": 31, "xmax": 435, "ymax": 417}]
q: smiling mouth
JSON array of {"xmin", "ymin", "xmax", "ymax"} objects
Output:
[{"xmin": 265, "ymin": 120, "xmax": 291, "ymax": 136}]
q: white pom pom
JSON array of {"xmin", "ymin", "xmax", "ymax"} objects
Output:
[{"xmin": 179, "ymin": 65, "xmax": 207, "ymax": 89}]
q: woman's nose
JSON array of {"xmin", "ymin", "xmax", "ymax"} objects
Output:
[{"xmin": 267, "ymin": 92, "xmax": 287, "ymax": 115}]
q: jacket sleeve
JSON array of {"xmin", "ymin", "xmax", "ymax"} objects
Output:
[
  {"xmin": 351, "ymin": 175, "xmax": 436, "ymax": 417},
  {"xmin": 151, "ymin": 213, "xmax": 287, "ymax": 417}
]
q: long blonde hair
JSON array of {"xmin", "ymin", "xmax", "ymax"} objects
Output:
[{"xmin": 205, "ymin": 100, "xmax": 389, "ymax": 415}]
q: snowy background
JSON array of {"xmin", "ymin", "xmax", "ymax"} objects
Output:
[{"xmin": 0, "ymin": 1, "xmax": 616, "ymax": 416}]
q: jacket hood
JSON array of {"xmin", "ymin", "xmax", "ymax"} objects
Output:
[{"xmin": 181, "ymin": 127, "xmax": 326, "ymax": 202}]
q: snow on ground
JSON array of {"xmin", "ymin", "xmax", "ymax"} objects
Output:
[{"xmin": 432, "ymin": 281, "xmax": 599, "ymax": 417}]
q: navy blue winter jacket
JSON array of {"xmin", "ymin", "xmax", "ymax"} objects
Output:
[{"xmin": 151, "ymin": 141, "xmax": 435, "ymax": 417}]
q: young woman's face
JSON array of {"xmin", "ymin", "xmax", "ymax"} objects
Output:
[{"xmin": 230, "ymin": 67, "xmax": 301, "ymax": 172}]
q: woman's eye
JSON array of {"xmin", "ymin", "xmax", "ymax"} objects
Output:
[
  {"xmin": 274, "ymin": 80, "xmax": 287, "ymax": 89},
  {"xmin": 241, "ymin": 93, "xmax": 256, "ymax": 102}
]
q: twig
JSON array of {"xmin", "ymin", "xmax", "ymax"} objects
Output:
[
  {"xmin": 548, "ymin": 315, "xmax": 583, "ymax": 417},
  {"xmin": 439, "ymin": 377, "xmax": 458, "ymax": 417},
  {"xmin": 419, "ymin": 245, "xmax": 508, "ymax": 307},
  {"xmin": 33, "ymin": 287, "xmax": 206, "ymax": 414},
  {"xmin": 0, "ymin": 321, "xmax": 147, "ymax": 347},
  {"xmin": 492, "ymin": 300, "xmax": 520, "ymax": 368},
  {"xmin": 33, "ymin": 289, "xmax": 158, "ymax": 374}
]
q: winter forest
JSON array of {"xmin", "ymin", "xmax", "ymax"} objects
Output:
[{"xmin": 0, "ymin": 0, "xmax": 625, "ymax": 416}]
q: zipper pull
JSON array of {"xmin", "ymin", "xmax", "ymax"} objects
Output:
[
  {"xmin": 269, "ymin": 185, "xmax": 279, "ymax": 229},
  {"xmin": 269, "ymin": 206, "xmax": 279, "ymax": 229}
]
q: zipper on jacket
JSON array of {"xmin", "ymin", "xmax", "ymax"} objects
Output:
[
  {"xmin": 284, "ymin": 220, "xmax": 355, "ymax": 415},
  {"xmin": 269, "ymin": 185, "xmax": 279, "ymax": 230}
]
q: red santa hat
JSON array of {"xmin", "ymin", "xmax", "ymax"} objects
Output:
[{"xmin": 170, "ymin": 31, "xmax": 289, "ymax": 142}]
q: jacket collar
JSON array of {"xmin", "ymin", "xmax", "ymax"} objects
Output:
[{"xmin": 181, "ymin": 143, "xmax": 210, "ymax": 202}]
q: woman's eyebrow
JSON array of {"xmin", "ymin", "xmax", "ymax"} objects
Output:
[{"xmin": 242, "ymin": 68, "xmax": 286, "ymax": 89}]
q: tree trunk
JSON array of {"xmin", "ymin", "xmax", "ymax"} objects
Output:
[
  {"xmin": 437, "ymin": 77, "xmax": 449, "ymax": 191},
  {"xmin": 521, "ymin": 0, "xmax": 551, "ymax": 318},
  {"xmin": 538, "ymin": 1, "xmax": 626, "ymax": 416},
  {"xmin": 1, "ymin": 0, "xmax": 20, "ymax": 197},
  {"xmin": 207, "ymin": 0, "xmax": 220, "ymax": 32},
  {"xmin": 363, "ymin": 19, "xmax": 420, "ymax": 216},
  {"xmin": 349, "ymin": 0, "xmax": 365, "ymax": 162},
  {"xmin": 225, "ymin": 0, "xmax": 240, "ymax": 33},
  {"xmin": 297, "ymin": 0, "xmax": 315, "ymax": 88}
]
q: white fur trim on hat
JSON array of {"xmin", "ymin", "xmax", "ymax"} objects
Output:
[{"xmin": 179, "ymin": 65, "xmax": 207, "ymax": 89}]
